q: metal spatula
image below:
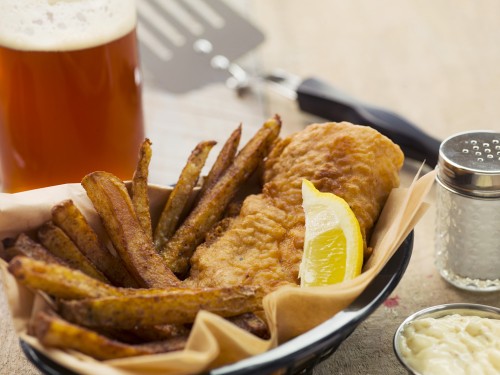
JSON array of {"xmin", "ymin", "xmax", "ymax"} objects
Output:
[{"xmin": 136, "ymin": 0, "xmax": 265, "ymax": 93}]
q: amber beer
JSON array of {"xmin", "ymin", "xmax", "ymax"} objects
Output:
[{"xmin": 0, "ymin": 0, "xmax": 144, "ymax": 192}]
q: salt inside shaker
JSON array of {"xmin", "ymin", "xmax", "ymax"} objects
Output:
[{"xmin": 435, "ymin": 130, "xmax": 500, "ymax": 291}]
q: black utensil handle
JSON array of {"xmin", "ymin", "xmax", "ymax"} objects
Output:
[{"xmin": 297, "ymin": 77, "xmax": 441, "ymax": 167}]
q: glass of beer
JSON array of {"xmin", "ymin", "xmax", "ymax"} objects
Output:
[{"xmin": 0, "ymin": 0, "xmax": 144, "ymax": 192}]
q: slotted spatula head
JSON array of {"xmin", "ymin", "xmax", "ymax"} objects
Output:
[{"xmin": 136, "ymin": 0, "xmax": 264, "ymax": 93}]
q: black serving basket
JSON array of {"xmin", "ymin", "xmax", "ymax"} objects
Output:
[{"xmin": 21, "ymin": 232, "xmax": 413, "ymax": 375}]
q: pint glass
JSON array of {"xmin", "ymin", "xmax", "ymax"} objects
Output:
[{"xmin": 0, "ymin": 0, "xmax": 144, "ymax": 192}]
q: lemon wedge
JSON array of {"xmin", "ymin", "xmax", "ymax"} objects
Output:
[{"xmin": 300, "ymin": 179, "xmax": 363, "ymax": 287}]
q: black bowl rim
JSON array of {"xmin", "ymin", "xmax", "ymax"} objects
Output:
[{"xmin": 21, "ymin": 232, "xmax": 414, "ymax": 375}]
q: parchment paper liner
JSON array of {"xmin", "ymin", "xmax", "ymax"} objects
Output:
[{"xmin": 0, "ymin": 170, "xmax": 435, "ymax": 375}]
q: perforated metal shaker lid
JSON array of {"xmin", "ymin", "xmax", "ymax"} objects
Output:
[{"xmin": 437, "ymin": 130, "xmax": 500, "ymax": 198}]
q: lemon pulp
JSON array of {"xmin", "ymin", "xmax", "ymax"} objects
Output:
[{"xmin": 300, "ymin": 179, "xmax": 363, "ymax": 287}]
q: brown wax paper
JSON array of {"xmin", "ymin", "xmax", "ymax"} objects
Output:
[{"xmin": 0, "ymin": 169, "xmax": 435, "ymax": 375}]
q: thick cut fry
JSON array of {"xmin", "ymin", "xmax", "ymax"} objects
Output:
[
  {"xmin": 227, "ymin": 313, "xmax": 270, "ymax": 339},
  {"xmin": 7, "ymin": 256, "xmax": 190, "ymax": 300},
  {"xmin": 154, "ymin": 140, "xmax": 216, "ymax": 251},
  {"xmin": 160, "ymin": 116, "xmax": 282, "ymax": 276},
  {"xmin": 33, "ymin": 312, "xmax": 186, "ymax": 360},
  {"xmin": 7, "ymin": 256, "xmax": 121, "ymax": 299},
  {"xmin": 131, "ymin": 138, "xmax": 153, "ymax": 242},
  {"xmin": 196, "ymin": 125, "xmax": 241, "ymax": 204},
  {"xmin": 8, "ymin": 256, "xmax": 211, "ymax": 346},
  {"xmin": 128, "ymin": 324, "xmax": 190, "ymax": 342},
  {"xmin": 82, "ymin": 172, "xmax": 180, "ymax": 288},
  {"xmin": 59, "ymin": 286, "xmax": 264, "ymax": 329},
  {"xmin": 0, "ymin": 233, "xmax": 66, "ymax": 265},
  {"xmin": 51, "ymin": 200, "xmax": 138, "ymax": 288},
  {"xmin": 37, "ymin": 222, "xmax": 108, "ymax": 283},
  {"xmin": 0, "ymin": 246, "xmax": 22, "ymax": 263}
]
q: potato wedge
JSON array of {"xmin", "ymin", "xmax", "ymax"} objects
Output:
[
  {"xmin": 59, "ymin": 286, "xmax": 264, "ymax": 329},
  {"xmin": 131, "ymin": 138, "xmax": 153, "ymax": 242},
  {"xmin": 160, "ymin": 116, "xmax": 282, "ymax": 276},
  {"xmin": 128, "ymin": 324, "xmax": 190, "ymax": 342},
  {"xmin": 227, "ymin": 313, "xmax": 270, "ymax": 340},
  {"xmin": 7, "ymin": 256, "xmax": 121, "ymax": 299},
  {"xmin": 33, "ymin": 312, "xmax": 186, "ymax": 360},
  {"xmin": 37, "ymin": 222, "xmax": 108, "ymax": 283},
  {"xmin": 196, "ymin": 125, "xmax": 241, "ymax": 204},
  {"xmin": 7, "ymin": 256, "xmax": 192, "ymax": 300},
  {"xmin": 82, "ymin": 171, "xmax": 179, "ymax": 288},
  {"xmin": 51, "ymin": 200, "xmax": 138, "ymax": 288},
  {"xmin": 1, "ymin": 233, "xmax": 66, "ymax": 265},
  {"xmin": 154, "ymin": 140, "xmax": 216, "ymax": 251}
]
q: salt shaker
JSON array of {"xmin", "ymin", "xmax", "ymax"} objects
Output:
[{"xmin": 435, "ymin": 130, "xmax": 500, "ymax": 291}]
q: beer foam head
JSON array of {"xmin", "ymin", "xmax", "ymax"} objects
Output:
[{"xmin": 0, "ymin": 0, "xmax": 137, "ymax": 51}]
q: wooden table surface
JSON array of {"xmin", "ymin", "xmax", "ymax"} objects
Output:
[{"xmin": 2, "ymin": 1, "xmax": 500, "ymax": 374}]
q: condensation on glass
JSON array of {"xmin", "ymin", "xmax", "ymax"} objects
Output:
[{"xmin": 435, "ymin": 131, "xmax": 500, "ymax": 291}]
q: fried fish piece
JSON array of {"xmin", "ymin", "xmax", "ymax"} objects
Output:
[{"xmin": 186, "ymin": 122, "xmax": 404, "ymax": 293}]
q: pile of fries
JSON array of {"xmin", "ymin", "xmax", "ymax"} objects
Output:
[{"xmin": 1, "ymin": 116, "xmax": 282, "ymax": 360}]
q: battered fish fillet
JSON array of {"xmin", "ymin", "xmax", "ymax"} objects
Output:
[{"xmin": 185, "ymin": 122, "xmax": 404, "ymax": 293}]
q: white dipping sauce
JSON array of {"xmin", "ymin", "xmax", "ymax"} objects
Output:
[{"xmin": 399, "ymin": 314, "xmax": 500, "ymax": 375}]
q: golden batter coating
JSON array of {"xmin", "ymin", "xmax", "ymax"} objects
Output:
[{"xmin": 185, "ymin": 122, "xmax": 404, "ymax": 293}]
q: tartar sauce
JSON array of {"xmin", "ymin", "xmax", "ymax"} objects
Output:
[{"xmin": 399, "ymin": 314, "xmax": 500, "ymax": 375}]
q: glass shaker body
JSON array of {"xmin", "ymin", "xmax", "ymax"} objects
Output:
[{"xmin": 435, "ymin": 131, "xmax": 500, "ymax": 291}]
